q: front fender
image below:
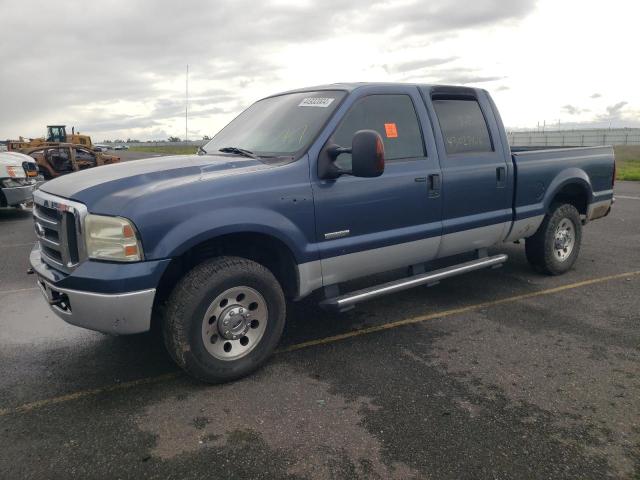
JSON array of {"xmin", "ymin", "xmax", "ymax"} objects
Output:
[{"xmin": 147, "ymin": 206, "xmax": 316, "ymax": 263}]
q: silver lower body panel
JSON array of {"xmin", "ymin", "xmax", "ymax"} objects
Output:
[
  {"xmin": 503, "ymin": 215, "xmax": 545, "ymax": 242},
  {"xmin": 587, "ymin": 198, "xmax": 613, "ymax": 221},
  {"xmin": 35, "ymin": 277, "xmax": 156, "ymax": 335}
]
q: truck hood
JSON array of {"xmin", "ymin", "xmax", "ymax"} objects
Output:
[
  {"xmin": 0, "ymin": 151, "xmax": 36, "ymax": 167},
  {"xmin": 40, "ymin": 154, "xmax": 272, "ymax": 208}
]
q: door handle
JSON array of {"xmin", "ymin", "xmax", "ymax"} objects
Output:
[
  {"xmin": 428, "ymin": 174, "xmax": 441, "ymax": 197},
  {"xmin": 496, "ymin": 167, "xmax": 506, "ymax": 188}
]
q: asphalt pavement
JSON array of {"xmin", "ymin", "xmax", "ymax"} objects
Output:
[{"xmin": 0, "ymin": 181, "xmax": 639, "ymax": 479}]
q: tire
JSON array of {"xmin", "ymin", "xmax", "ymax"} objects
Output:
[
  {"xmin": 525, "ymin": 203, "xmax": 582, "ymax": 275},
  {"xmin": 163, "ymin": 256, "xmax": 286, "ymax": 383}
]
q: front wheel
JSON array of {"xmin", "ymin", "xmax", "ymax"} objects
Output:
[
  {"xmin": 163, "ymin": 256, "xmax": 286, "ymax": 383},
  {"xmin": 525, "ymin": 203, "xmax": 582, "ymax": 275}
]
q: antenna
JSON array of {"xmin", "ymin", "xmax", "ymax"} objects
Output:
[{"xmin": 185, "ymin": 64, "xmax": 189, "ymax": 143}]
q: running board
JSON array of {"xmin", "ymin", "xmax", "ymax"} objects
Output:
[{"xmin": 320, "ymin": 254, "xmax": 508, "ymax": 311}]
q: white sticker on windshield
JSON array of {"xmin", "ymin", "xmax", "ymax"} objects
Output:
[{"xmin": 298, "ymin": 97, "xmax": 335, "ymax": 108}]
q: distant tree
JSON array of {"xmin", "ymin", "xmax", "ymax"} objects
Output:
[
  {"xmin": 113, "ymin": 139, "xmax": 125, "ymax": 143},
  {"xmin": 103, "ymin": 139, "xmax": 113, "ymax": 143},
  {"xmin": 126, "ymin": 138, "xmax": 141, "ymax": 143},
  {"xmin": 202, "ymin": 135, "xmax": 211, "ymax": 141},
  {"xmin": 167, "ymin": 136, "xmax": 181, "ymax": 142}
]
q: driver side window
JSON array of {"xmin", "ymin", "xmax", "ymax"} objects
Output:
[{"xmin": 330, "ymin": 94, "xmax": 424, "ymax": 170}]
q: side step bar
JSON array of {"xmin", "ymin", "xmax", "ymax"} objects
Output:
[{"xmin": 321, "ymin": 254, "xmax": 508, "ymax": 311}]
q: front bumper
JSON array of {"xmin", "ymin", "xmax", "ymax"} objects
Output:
[
  {"xmin": 1, "ymin": 183, "xmax": 34, "ymax": 206},
  {"xmin": 30, "ymin": 245, "xmax": 157, "ymax": 335}
]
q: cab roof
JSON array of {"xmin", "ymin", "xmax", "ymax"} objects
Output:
[{"xmin": 271, "ymin": 82, "xmax": 484, "ymax": 98}]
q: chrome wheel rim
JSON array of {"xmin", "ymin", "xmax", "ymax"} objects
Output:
[
  {"xmin": 553, "ymin": 217, "xmax": 575, "ymax": 262},
  {"xmin": 201, "ymin": 286, "xmax": 268, "ymax": 361}
]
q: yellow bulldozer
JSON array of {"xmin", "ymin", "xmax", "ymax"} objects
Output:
[
  {"xmin": 6, "ymin": 126, "xmax": 120, "ymax": 179},
  {"xmin": 6, "ymin": 125, "xmax": 93, "ymax": 151}
]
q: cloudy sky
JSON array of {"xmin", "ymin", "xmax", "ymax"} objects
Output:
[{"xmin": 1, "ymin": 0, "xmax": 638, "ymax": 141}]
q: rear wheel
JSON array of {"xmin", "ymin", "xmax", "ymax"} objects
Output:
[
  {"xmin": 163, "ymin": 256, "xmax": 286, "ymax": 383},
  {"xmin": 525, "ymin": 203, "xmax": 582, "ymax": 275}
]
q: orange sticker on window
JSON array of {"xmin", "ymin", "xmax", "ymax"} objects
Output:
[{"xmin": 384, "ymin": 123, "xmax": 398, "ymax": 138}]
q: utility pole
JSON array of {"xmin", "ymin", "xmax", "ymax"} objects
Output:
[{"xmin": 185, "ymin": 64, "xmax": 189, "ymax": 143}]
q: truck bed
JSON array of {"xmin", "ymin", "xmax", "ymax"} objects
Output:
[{"xmin": 510, "ymin": 145, "xmax": 615, "ymax": 224}]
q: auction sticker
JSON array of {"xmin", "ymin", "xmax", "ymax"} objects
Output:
[
  {"xmin": 298, "ymin": 97, "xmax": 335, "ymax": 107},
  {"xmin": 384, "ymin": 123, "xmax": 398, "ymax": 138}
]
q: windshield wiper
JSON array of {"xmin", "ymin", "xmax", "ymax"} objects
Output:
[
  {"xmin": 218, "ymin": 147, "xmax": 260, "ymax": 159},
  {"xmin": 197, "ymin": 145, "xmax": 207, "ymax": 155}
]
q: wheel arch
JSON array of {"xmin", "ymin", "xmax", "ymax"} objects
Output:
[
  {"xmin": 154, "ymin": 230, "xmax": 302, "ymax": 310},
  {"xmin": 544, "ymin": 169, "xmax": 593, "ymax": 216}
]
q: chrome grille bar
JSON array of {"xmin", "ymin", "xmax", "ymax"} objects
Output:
[
  {"xmin": 33, "ymin": 209, "xmax": 59, "ymax": 227},
  {"xmin": 32, "ymin": 190, "xmax": 88, "ymax": 273}
]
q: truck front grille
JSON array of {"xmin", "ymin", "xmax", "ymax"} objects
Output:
[{"xmin": 33, "ymin": 190, "xmax": 87, "ymax": 273}]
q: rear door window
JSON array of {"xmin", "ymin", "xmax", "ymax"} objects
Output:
[{"xmin": 432, "ymin": 98, "xmax": 493, "ymax": 154}]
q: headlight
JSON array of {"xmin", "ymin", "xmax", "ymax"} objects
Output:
[{"xmin": 84, "ymin": 214, "xmax": 144, "ymax": 262}]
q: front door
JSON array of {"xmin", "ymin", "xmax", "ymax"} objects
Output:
[{"xmin": 312, "ymin": 88, "xmax": 442, "ymax": 286}]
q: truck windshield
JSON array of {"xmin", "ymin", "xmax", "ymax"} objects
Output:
[{"xmin": 203, "ymin": 90, "xmax": 346, "ymax": 160}]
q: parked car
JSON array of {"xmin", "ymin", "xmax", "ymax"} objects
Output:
[
  {"xmin": 0, "ymin": 151, "xmax": 39, "ymax": 207},
  {"xmin": 29, "ymin": 83, "xmax": 615, "ymax": 383},
  {"xmin": 113, "ymin": 144, "xmax": 129, "ymax": 150},
  {"xmin": 93, "ymin": 144, "xmax": 112, "ymax": 152},
  {"xmin": 21, "ymin": 143, "xmax": 120, "ymax": 179}
]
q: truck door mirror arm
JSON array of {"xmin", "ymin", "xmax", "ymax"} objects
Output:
[{"xmin": 319, "ymin": 130, "xmax": 385, "ymax": 180}]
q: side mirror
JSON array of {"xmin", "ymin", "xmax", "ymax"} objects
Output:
[
  {"xmin": 350, "ymin": 129, "xmax": 385, "ymax": 178},
  {"xmin": 322, "ymin": 129, "xmax": 385, "ymax": 179}
]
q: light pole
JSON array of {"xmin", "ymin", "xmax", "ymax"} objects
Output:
[{"xmin": 185, "ymin": 64, "xmax": 189, "ymax": 143}]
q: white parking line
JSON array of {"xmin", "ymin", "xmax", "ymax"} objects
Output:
[{"xmin": 616, "ymin": 195, "xmax": 640, "ymax": 200}]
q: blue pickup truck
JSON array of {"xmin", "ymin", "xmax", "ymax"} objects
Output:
[{"xmin": 29, "ymin": 83, "xmax": 615, "ymax": 382}]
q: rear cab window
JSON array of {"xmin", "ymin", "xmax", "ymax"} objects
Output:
[{"xmin": 431, "ymin": 98, "xmax": 493, "ymax": 154}]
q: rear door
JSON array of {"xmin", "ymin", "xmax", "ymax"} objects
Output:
[
  {"xmin": 421, "ymin": 87, "xmax": 512, "ymax": 258},
  {"xmin": 311, "ymin": 86, "xmax": 442, "ymax": 286}
]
